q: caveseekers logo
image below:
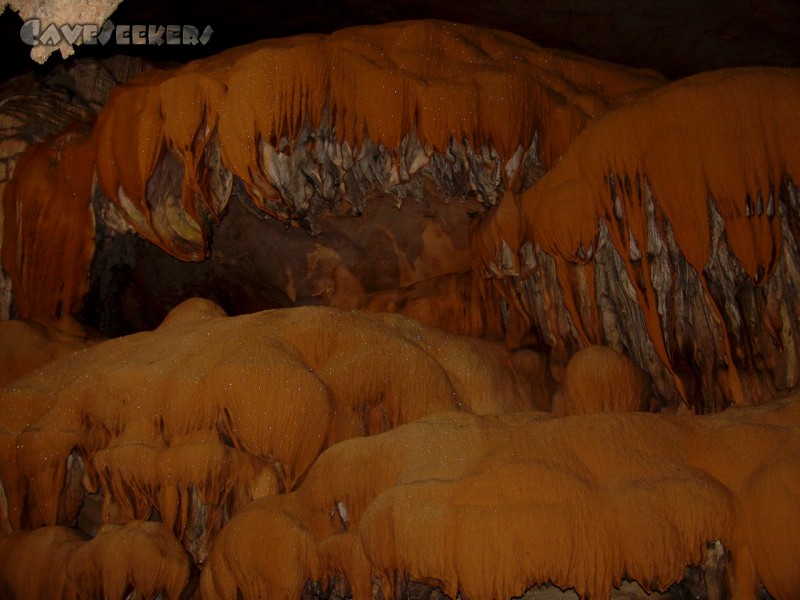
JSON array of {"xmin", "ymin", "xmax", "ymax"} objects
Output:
[{"xmin": 20, "ymin": 19, "xmax": 213, "ymax": 47}]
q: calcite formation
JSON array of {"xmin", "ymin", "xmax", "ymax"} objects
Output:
[
  {"xmin": 0, "ymin": 521, "xmax": 190, "ymax": 599},
  {"xmin": 0, "ymin": 316, "xmax": 99, "ymax": 386},
  {"xmin": 202, "ymin": 398, "xmax": 800, "ymax": 600},
  {"xmin": 0, "ymin": 56, "xmax": 149, "ymax": 319},
  {"xmin": 552, "ymin": 345, "xmax": 652, "ymax": 416},
  {"xmin": 5, "ymin": 22, "xmax": 799, "ymax": 411},
  {"xmin": 0, "ymin": 72, "xmax": 91, "ymax": 319},
  {"xmin": 0, "ymin": 300, "xmax": 546, "ymax": 561},
  {"xmin": 1, "ymin": 18, "xmax": 800, "ymax": 600},
  {"xmin": 3, "ymin": 301, "xmax": 798, "ymax": 599},
  {"xmin": 1, "ymin": 20, "xmax": 664, "ymax": 321},
  {"xmin": 474, "ymin": 68, "xmax": 800, "ymax": 412}
]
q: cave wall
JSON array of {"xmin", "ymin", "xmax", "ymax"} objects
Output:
[
  {"xmin": 4, "ymin": 22, "xmax": 800, "ymax": 411},
  {"xmin": 1, "ymin": 14, "xmax": 800, "ymax": 600},
  {"xmin": 0, "ymin": 55, "xmax": 149, "ymax": 319},
  {"xmin": 472, "ymin": 68, "xmax": 800, "ymax": 412}
]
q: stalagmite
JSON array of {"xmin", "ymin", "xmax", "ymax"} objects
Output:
[{"xmin": 552, "ymin": 345, "xmax": 652, "ymax": 416}]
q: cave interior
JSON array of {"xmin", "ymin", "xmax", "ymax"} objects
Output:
[{"xmin": 0, "ymin": 1, "xmax": 799, "ymax": 599}]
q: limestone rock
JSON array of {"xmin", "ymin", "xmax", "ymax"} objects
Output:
[
  {"xmin": 2, "ymin": 0, "xmax": 124, "ymax": 64},
  {"xmin": 474, "ymin": 68, "xmax": 800, "ymax": 413},
  {"xmin": 0, "ymin": 521, "xmax": 190, "ymax": 599},
  {"xmin": 202, "ymin": 397, "xmax": 800, "ymax": 600}
]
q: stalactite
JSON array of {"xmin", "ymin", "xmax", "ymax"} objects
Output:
[
  {"xmin": 474, "ymin": 68, "xmax": 800, "ymax": 411},
  {"xmin": 1, "ymin": 20, "xmax": 664, "ymax": 320}
]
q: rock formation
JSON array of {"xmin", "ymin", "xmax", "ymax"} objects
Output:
[
  {"xmin": 0, "ymin": 56, "xmax": 149, "ymax": 319},
  {"xmin": 474, "ymin": 68, "xmax": 800, "ymax": 412},
  {"xmin": 1, "ymin": 20, "xmax": 663, "ymax": 322},
  {"xmin": 0, "ymin": 300, "xmax": 547, "ymax": 561},
  {"xmin": 202, "ymin": 397, "xmax": 800, "ymax": 600},
  {"xmin": 0, "ymin": 316, "xmax": 100, "ymax": 386},
  {"xmin": 1, "ymin": 17, "xmax": 800, "ymax": 600},
  {"xmin": 552, "ymin": 345, "xmax": 652, "ymax": 416},
  {"xmin": 2, "ymin": 0, "xmax": 124, "ymax": 64},
  {"xmin": 0, "ymin": 521, "xmax": 190, "ymax": 599},
  {"xmin": 5, "ymin": 22, "xmax": 800, "ymax": 412}
]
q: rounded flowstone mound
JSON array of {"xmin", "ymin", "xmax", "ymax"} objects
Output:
[
  {"xmin": 201, "ymin": 398, "xmax": 800, "ymax": 600},
  {"xmin": 556, "ymin": 345, "xmax": 652, "ymax": 415},
  {"xmin": 0, "ymin": 300, "xmax": 542, "ymax": 567}
]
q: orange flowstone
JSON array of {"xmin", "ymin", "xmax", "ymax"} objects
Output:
[
  {"xmin": 474, "ymin": 68, "xmax": 800, "ymax": 408},
  {"xmin": 0, "ymin": 300, "xmax": 541, "ymax": 547},
  {"xmin": 553, "ymin": 344, "xmax": 652, "ymax": 415},
  {"xmin": 1, "ymin": 20, "xmax": 664, "ymax": 321},
  {"xmin": 0, "ymin": 316, "xmax": 101, "ymax": 386},
  {"xmin": 1, "ymin": 124, "xmax": 96, "ymax": 319},
  {"xmin": 203, "ymin": 398, "xmax": 800, "ymax": 600},
  {"xmin": 0, "ymin": 521, "xmax": 189, "ymax": 599}
]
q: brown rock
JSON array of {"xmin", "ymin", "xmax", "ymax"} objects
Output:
[
  {"xmin": 557, "ymin": 345, "xmax": 651, "ymax": 416},
  {"xmin": 0, "ymin": 316, "xmax": 101, "ymax": 387}
]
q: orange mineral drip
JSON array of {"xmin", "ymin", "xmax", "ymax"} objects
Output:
[
  {"xmin": 524, "ymin": 68, "xmax": 800, "ymax": 274},
  {"xmin": 201, "ymin": 398, "xmax": 800, "ymax": 600},
  {"xmin": 0, "ymin": 316, "xmax": 101, "ymax": 387},
  {"xmin": 493, "ymin": 68, "xmax": 800, "ymax": 407},
  {"xmin": 211, "ymin": 19, "xmax": 659, "ymax": 187},
  {"xmin": 1, "ymin": 123, "xmax": 96, "ymax": 320},
  {"xmin": 0, "ymin": 522, "xmax": 190, "ymax": 600},
  {"xmin": 0, "ymin": 301, "xmax": 541, "ymax": 539},
  {"xmin": 2, "ymin": 20, "xmax": 667, "ymax": 320}
]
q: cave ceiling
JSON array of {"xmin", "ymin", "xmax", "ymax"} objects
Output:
[{"xmin": 2, "ymin": 0, "xmax": 800, "ymax": 81}]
